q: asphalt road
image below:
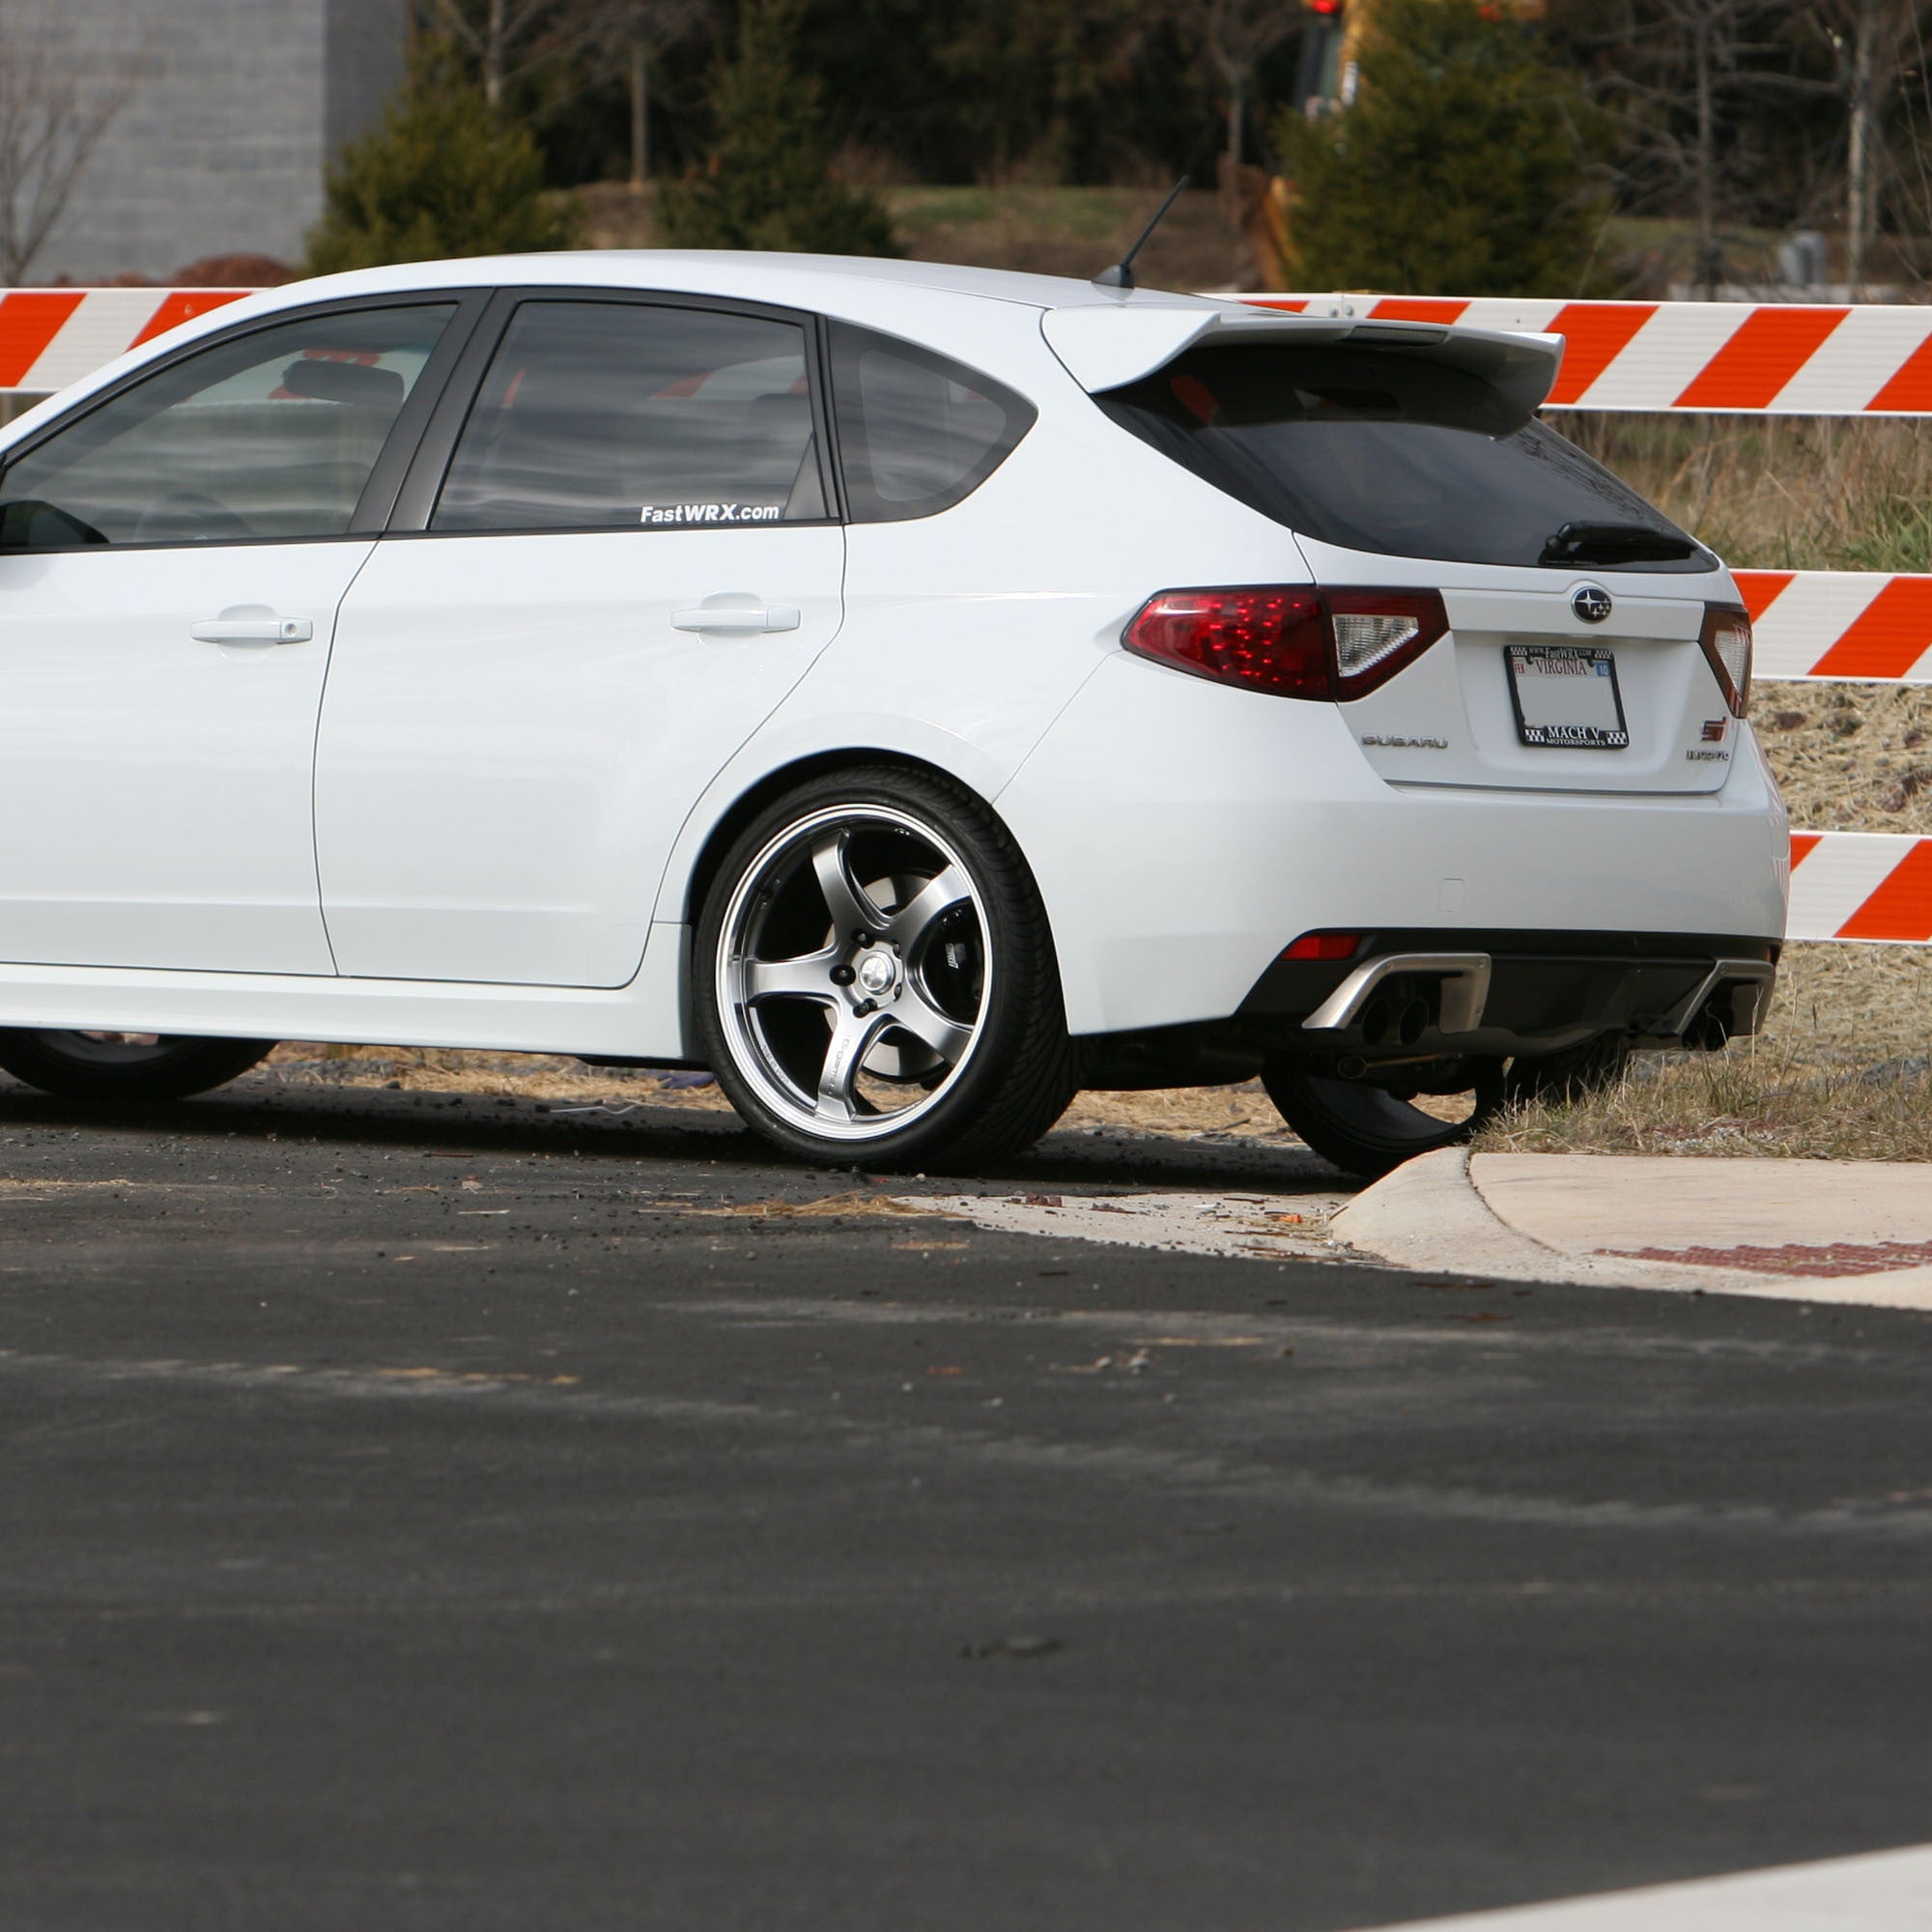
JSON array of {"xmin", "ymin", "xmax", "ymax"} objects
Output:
[{"xmin": 0, "ymin": 1074, "xmax": 1928, "ymax": 1931}]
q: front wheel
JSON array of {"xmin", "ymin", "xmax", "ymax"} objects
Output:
[
  {"xmin": 0, "ymin": 1032, "xmax": 276, "ymax": 1103},
  {"xmin": 694, "ymin": 768, "xmax": 1073, "ymax": 1171},
  {"xmin": 1262, "ymin": 1058, "xmax": 1507, "ymax": 1180}
]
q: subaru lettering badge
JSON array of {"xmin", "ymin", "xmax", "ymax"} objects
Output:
[{"xmin": 1572, "ymin": 584, "xmax": 1613, "ymax": 625}]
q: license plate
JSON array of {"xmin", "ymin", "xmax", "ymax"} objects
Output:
[{"xmin": 1506, "ymin": 643, "xmax": 1629, "ymax": 750}]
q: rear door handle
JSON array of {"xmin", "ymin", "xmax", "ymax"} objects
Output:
[
  {"xmin": 191, "ymin": 617, "xmax": 313, "ymax": 646},
  {"xmin": 671, "ymin": 604, "xmax": 802, "ymax": 636}
]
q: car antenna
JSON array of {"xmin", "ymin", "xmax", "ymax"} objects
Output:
[{"xmin": 1093, "ymin": 125, "xmax": 1221, "ymax": 292}]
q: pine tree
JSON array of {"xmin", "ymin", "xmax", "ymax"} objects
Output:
[
  {"xmin": 658, "ymin": 0, "xmax": 899, "ymax": 256},
  {"xmin": 304, "ymin": 40, "xmax": 574, "ymax": 275},
  {"xmin": 1276, "ymin": 0, "xmax": 1606, "ymax": 298}
]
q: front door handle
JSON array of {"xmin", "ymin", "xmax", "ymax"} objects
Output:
[
  {"xmin": 191, "ymin": 617, "xmax": 314, "ymax": 646},
  {"xmin": 671, "ymin": 603, "xmax": 802, "ymax": 637}
]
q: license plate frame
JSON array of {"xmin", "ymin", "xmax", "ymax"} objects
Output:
[{"xmin": 1505, "ymin": 642, "xmax": 1630, "ymax": 750}]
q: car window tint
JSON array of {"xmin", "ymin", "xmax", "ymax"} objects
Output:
[
  {"xmin": 1096, "ymin": 344, "xmax": 1712, "ymax": 572},
  {"xmin": 0, "ymin": 305, "xmax": 454, "ymax": 549},
  {"xmin": 828, "ymin": 323, "xmax": 1034, "ymax": 522},
  {"xmin": 432, "ymin": 301, "xmax": 824, "ymax": 533}
]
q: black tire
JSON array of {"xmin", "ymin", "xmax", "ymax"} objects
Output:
[
  {"xmin": 1505, "ymin": 1034, "xmax": 1630, "ymax": 1107},
  {"xmin": 0, "ymin": 1031, "xmax": 276, "ymax": 1103},
  {"xmin": 1262, "ymin": 1058, "xmax": 1507, "ymax": 1181},
  {"xmin": 694, "ymin": 767, "xmax": 1073, "ymax": 1171}
]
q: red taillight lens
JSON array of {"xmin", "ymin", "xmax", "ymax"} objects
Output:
[
  {"xmin": 1122, "ymin": 586, "xmax": 1447, "ymax": 700},
  {"xmin": 1122, "ymin": 587, "xmax": 1331, "ymax": 697},
  {"xmin": 1700, "ymin": 603, "xmax": 1753, "ymax": 718},
  {"xmin": 1282, "ymin": 930, "xmax": 1361, "ymax": 961}
]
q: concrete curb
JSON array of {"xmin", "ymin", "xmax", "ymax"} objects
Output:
[
  {"xmin": 1327, "ymin": 1149, "xmax": 1662, "ymax": 1290},
  {"xmin": 1330, "ymin": 1149, "xmax": 1805, "ymax": 1296}
]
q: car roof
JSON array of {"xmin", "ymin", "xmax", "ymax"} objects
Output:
[
  {"xmin": 254, "ymin": 248, "xmax": 1227, "ymax": 318},
  {"xmin": 0, "ymin": 251, "xmax": 1564, "ymax": 454}
]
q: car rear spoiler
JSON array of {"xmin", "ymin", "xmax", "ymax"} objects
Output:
[{"xmin": 1040, "ymin": 300, "xmax": 1563, "ymax": 423}]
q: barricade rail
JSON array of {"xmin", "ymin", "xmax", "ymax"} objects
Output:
[{"xmin": 0, "ymin": 286, "xmax": 1926, "ymax": 942}]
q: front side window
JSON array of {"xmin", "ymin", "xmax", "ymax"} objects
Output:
[
  {"xmin": 0, "ymin": 304, "xmax": 454, "ymax": 549},
  {"xmin": 432, "ymin": 301, "xmax": 825, "ymax": 533},
  {"xmin": 828, "ymin": 323, "xmax": 1035, "ymax": 522}
]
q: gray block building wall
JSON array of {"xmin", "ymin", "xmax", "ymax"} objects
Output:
[{"xmin": 29, "ymin": 0, "xmax": 409, "ymax": 283}]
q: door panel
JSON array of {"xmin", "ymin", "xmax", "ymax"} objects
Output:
[
  {"xmin": 0, "ymin": 543, "xmax": 370, "ymax": 973},
  {"xmin": 314, "ymin": 293, "xmax": 846, "ymax": 990},
  {"xmin": 0, "ymin": 298, "xmax": 462, "ymax": 975},
  {"xmin": 313, "ymin": 526, "xmax": 843, "ymax": 986}
]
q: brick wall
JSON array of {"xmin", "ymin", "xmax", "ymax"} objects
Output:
[{"xmin": 28, "ymin": 0, "xmax": 408, "ymax": 283}]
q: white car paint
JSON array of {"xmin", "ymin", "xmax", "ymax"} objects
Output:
[
  {"xmin": 0, "ymin": 251, "xmax": 1787, "ymax": 1075},
  {"xmin": 0, "ymin": 539, "xmax": 368, "ymax": 976},
  {"xmin": 313, "ymin": 522, "xmax": 845, "ymax": 987}
]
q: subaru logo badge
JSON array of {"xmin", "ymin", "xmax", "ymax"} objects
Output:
[{"xmin": 1572, "ymin": 584, "xmax": 1613, "ymax": 624}]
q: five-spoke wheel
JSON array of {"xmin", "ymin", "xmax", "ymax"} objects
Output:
[{"xmin": 695, "ymin": 769, "xmax": 1072, "ymax": 1169}]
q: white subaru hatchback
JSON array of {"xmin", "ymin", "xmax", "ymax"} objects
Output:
[{"xmin": 0, "ymin": 253, "xmax": 1785, "ymax": 1176}]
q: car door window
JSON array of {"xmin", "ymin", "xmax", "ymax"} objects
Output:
[
  {"xmin": 431, "ymin": 300, "xmax": 825, "ymax": 533},
  {"xmin": 0, "ymin": 303, "xmax": 455, "ymax": 550},
  {"xmin": 828, "ymin": 321, "xmax": 1035, "ymax": 522}
]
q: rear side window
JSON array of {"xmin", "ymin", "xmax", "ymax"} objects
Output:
[
  {"xmin": 1095, "ymin": 344, "xmax": 1711, "ymax": 572},
  {"xmin": 829, "ymin": 323, "xmax": 1034, "ymax": 522},
  {"xmin": 0, "ymin": 303, "xmax": 453, "ymax": 548},
  {"xmin": 433, "ymin": 300, "xmax": 826, "ymax": 533}
]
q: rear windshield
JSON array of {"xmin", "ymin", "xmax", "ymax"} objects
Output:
[{"xmin": 1096, "ymin": 344, "xmax": 1713, "ymax": 572}]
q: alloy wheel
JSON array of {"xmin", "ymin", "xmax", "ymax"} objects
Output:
[{"xmin": 714, "ymin": 805, "xmax": 992, "ymax": 1143}]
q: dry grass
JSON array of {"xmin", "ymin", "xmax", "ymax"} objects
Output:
[
  {"xmin": 1478, "ymin": 1041, "xmax": 1932, "ymax": 1162},
  {"xmin": 1756, "ymin": 681, "xmax": 1932, "ymax": 837},
  {"xmin": 1559, "ymin": 413, "xmax": 1932, "ymax": 574},
  {"xmin": 1475, "ymin": 941, "xmax": 1932, "ymax": 1163}
]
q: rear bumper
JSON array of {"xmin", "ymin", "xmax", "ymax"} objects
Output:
[
  {"xmin": 1070, "ymin": 929, "xmax": 1777, "ymax": 1089},
  {"xmin": 1238, "ymin": 927, "xmax": 1777, "ymax": 1060},
  {"xmin": 997, "ymin": 653, "xmax": 1789, "ymax": 1037}
]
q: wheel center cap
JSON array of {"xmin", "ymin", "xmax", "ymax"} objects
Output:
[{"xmin": 854, "ymin": 950, "xmax": 897, "ymax": 996}]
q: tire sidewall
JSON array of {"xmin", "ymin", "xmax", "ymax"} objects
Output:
[{"xmin": 0, "ymin": 1032, "xmax": 275, "ymax": 1104}]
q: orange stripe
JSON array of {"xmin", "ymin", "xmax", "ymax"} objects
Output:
[
  {"xmin": 1839, "ymin": 838, "xmax": 1932, "ymax": 940},
  {"xmin": 1244, "ymin": 298, "xmax": 1311, "ymax": 313},
  {"xmin": 1808, "ymin": 576, "xmax": 1932, "ymax": 680},
  {"xmin": 130, "ymin": 289, "xmax": 247, "ymax": 347},
  {"xmin": 1733, "ymin": 570, "xmax": 1794, "ymax": 623},
  {"xmin": 1674, "ymin": 306, "xmax": 1849, "ymax": 410},
  {"xmin": 1789, "ymin": 832, "xmax": 1823, "ymax": 868},
  {"xmin": 1368, "ymin": 298, "xmax": 1470, "ymax": 324},
  {"xmin": 0, "ymin": 290, "xmax": 85, "ymax": 386},
  {"xmin": 1544, "ymin": 302, "xmax": 1656, "ymax": 405},
  {"xmin": 1867, "ymin": 332, "xmax": 1932, "ymax": 412}
]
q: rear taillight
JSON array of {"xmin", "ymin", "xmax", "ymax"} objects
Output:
[
  {"xmin": 1700, "ymin": 602, "xmax": 1753, "ymax": 717},
  {"xmin": 1122, "ymin": 586, "xmax": 1447, "ymax": 700}
]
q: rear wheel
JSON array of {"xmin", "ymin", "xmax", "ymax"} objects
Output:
[
  {"xmin": 0, "ymin": 1032, "xmax": 275, "ymax": 1103},
  {"xmin": 1505, "ymin": 1033, "xmax": 1630, "ymax": 1106},
  {"xmin": 695, "ymin": 768, "xmax": 1073, "ymax": 1171},
  {"xmin": 1262, "ymin": 1057, "xmax": 1507, "ymax": 1180}
]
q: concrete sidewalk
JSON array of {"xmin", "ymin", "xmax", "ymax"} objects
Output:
[{"xmin": 1333, "ymin": 1149, "xmax": 1932, "ymax": 1307}]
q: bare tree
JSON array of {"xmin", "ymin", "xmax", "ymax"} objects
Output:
[
  {"xmin": 1804, "ymin": 0, "xmax": 1929, "ymax": 287},
  {"xmin": 0, "ymin": 7, "xmax": 141, "ymax": 284},
  {"xmin": 1581, "ymin": 0, "xmax": 1793, "ymax": 296},
  {"xmin": 425, "ymin": 0, "xmax": 556, "ymax": 106},
  {"xmin": 577, "ymin": 0, "xmax": 712, "ymax": 186},
  {"xmin": 1157, "ymin": 0, "xmax": 1300, "ymax": 165},
  {"xmin": 424, "ymin": 0, "xmax": 709, "ymax": 182}
]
